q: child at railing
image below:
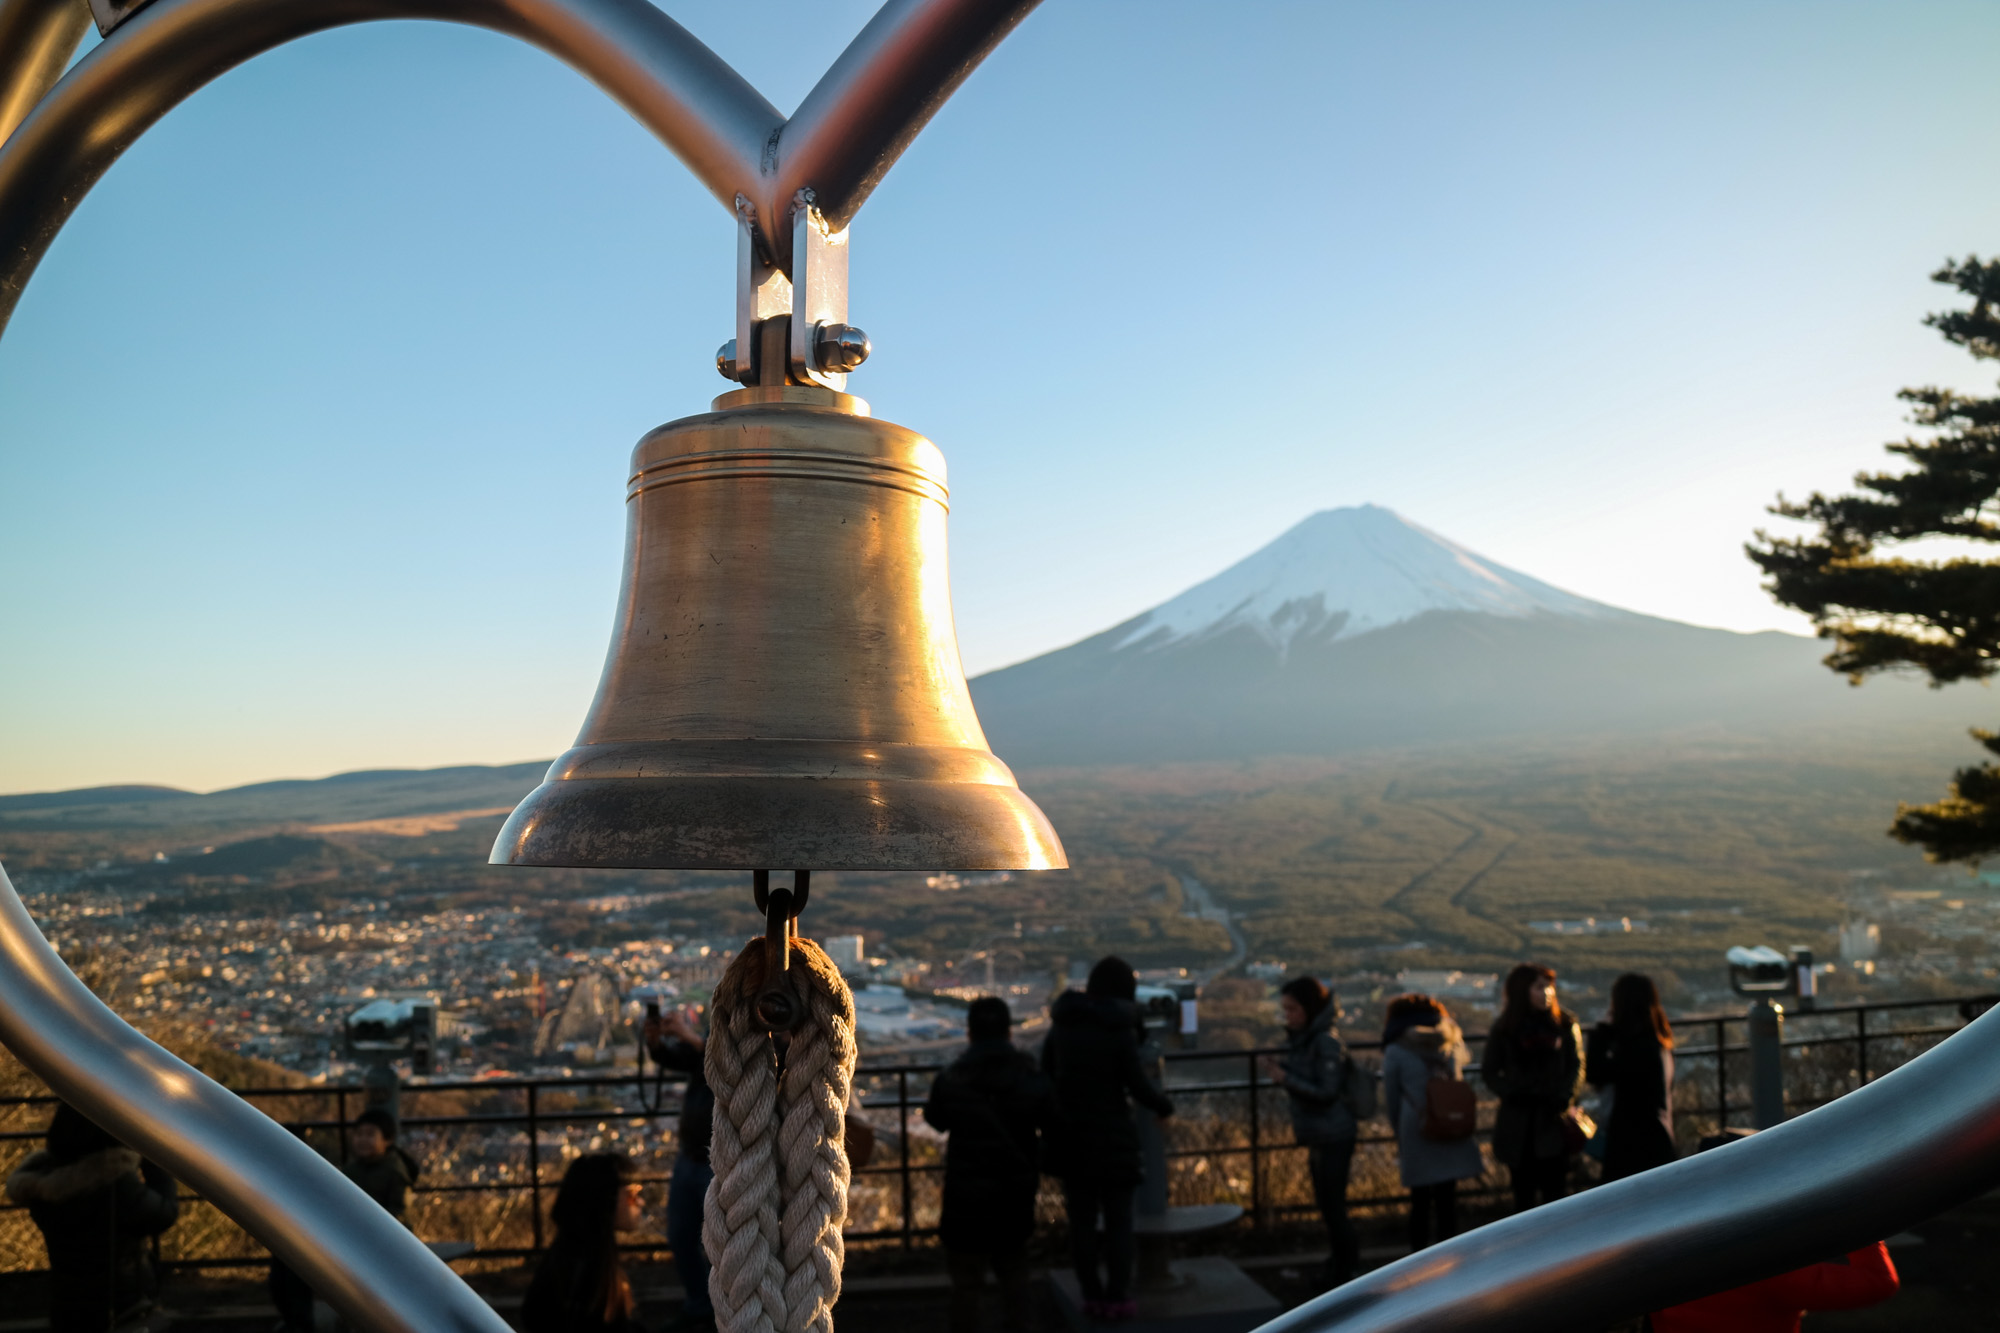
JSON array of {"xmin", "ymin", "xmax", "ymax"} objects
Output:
[{"xmin": 269, "ymin": 1106, "xmax": 419, "ymax": 1331}]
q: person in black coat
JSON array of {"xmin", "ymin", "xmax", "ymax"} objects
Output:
[
  {"xmin": 1480, "ymin": 963, "xmax": 1583, "ymax": 1212},
  {"xmin": 924, "ymin": 996, "xmax": 1059, "ymax": 1333},
  {"xmin": 1041, "ymin": 956, "xmax": 1174, "ymax": 1323},
  {"xmin": 522, "ymin": 1152, "xmax": 648, "ymax": 1333},
  {"xmin": 1586, "ymin": 972, "xmax": 1678, "ymax": 1182},
  {"xmin": 5, "ymin": 1102, "xmax": 179, "ymax": 1333}
]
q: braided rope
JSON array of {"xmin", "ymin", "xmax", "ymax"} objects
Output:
[{"xmin": 705, "ymin": 936, "xmax": 856, "ymax": 1333}]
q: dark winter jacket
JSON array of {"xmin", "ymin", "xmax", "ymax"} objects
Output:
[
  {"xmin": 1277, "ymin": 1003, "xmax": 1357, "ymax": 1146},
  {"xmin": 521, "ymin": 1241, "xmax": 645, "ymax": 1333},
  {"xmin": 924, "ymin": 1037, "xmax": 1059, "ymax": 1253},
  {"xmin": 650, "ymin": 1035, "xmax": 713, "ymax": 1165},
  {"xmin": 1586, "ymin": 1021, "xmax": 1678, "ymax": 1181},
  {"xmin": 343, "ymin": 1146, "xmax": 419, "ymax": 1220},
  {"xmin": 1040, "ymin": 992, "xmax": 1174, "ymax": 1186},
  {"xmin": 1481, "ymin": 1012, "xmax": 1583, "ymax": 1164},
  {"xmin": 6, "ymin": 1147, "xmax": 179, "ymax": 1333}
]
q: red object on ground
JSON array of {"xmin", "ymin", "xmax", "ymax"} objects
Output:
[{"xmin": 1651, "ymin": 1242, "xmax": 1899, "ymax": 1333}]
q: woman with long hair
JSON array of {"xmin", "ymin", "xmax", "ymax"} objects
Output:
[
  {"xmin": 1258, "ymin": 976, "xmax": 1359, "ymax": 1287},
  {"xmin": 523, "ymin": 1152, "xmax": 648, "ymax": 1333},
  {"xmin": 1586, "ymin": 972, "xmax": 1679, "ymax": 1181},
  {"xmin": 1379, "ymin": 993, "xmax": 1483, "ymax": 1252},
  {"xmin": 1480, "ymin": 963, "xmax": 1582, "ymax": 1212}
]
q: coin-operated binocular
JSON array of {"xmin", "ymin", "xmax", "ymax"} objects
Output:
[
  {"xmin": 343, "ymin": 997, "xmax": 440, "ymax": 1127},
  {"xmin": 1727, "ymin": 944, "xmax": 1817, "ymax": 1010},
  {"xmin": 1135, "ymin": 980, "xmax": 1201, "ymax": 1051},
  {"xmin": 1726, "ymin": 946, "xmax": 1818, "ymax": 1129}
]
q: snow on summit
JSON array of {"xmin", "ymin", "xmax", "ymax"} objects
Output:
[{"xmin": 1116, "ymin": 505, "xmax": 1622, "ymax": 655}]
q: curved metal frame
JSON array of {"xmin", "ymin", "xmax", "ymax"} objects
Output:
[
  {"xmin": 0, "ymin": 865, "xmax": 509, "ymax": 1333},
  {"xmin": 8, "ymin": 0, "xmax": 2000, "ymax": 1329},
  {"xmin": 0, "ymin": 1, "xmax": 1033, "ymax": 1329},
  {"xmin": 0, "ymin": 0, "xmax": 1037, "ymax": 334},
  {"xmin": 1267, "ymin": 1006, "xmax": 2000, "ymax": 1330}
]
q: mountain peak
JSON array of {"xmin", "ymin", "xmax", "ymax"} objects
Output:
[{"xmin": 1115, "ymin": 505, "xmax": 1622, "ymax": 655}]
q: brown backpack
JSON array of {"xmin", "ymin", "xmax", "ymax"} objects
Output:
[{"xmin": 1421, "ymin": 1076, "xmax": 1478, "ymax": 1142}]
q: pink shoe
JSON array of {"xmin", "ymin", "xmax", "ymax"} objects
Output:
[{"xmin": 1105, "ymin": 1300, "xmax": 1140, "ymax": 1323}]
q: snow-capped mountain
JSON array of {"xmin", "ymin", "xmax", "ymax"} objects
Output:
[
  {"xmin": 1114, "ymin": 506, "xmax": 1619, "ymax": 656},
  {"xmin": 969, "ymin": 506, "xmax": 1981, "ymax": 766}
]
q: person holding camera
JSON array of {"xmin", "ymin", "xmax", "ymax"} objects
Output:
[
  {"xmin": 1259, "ymin": 976, "xmax": 1360, "ymax": 1288},
  {"xmin": 644, "ymin": 1002, "xmax": 714, "ymax": 1331}
]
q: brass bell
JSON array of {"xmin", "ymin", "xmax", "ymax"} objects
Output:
[{"xmin": 491, "ymin": 385, "xmax": 1066, "ymax": 871}]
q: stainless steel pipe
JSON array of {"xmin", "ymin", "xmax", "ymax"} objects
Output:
[
  {"xmin": 0, "ymin": 0, "xmax": 1040, "ymax": 335},
  {"xmin": 0, "ymin": 863, "xmax": 512, "ymax": 1333},
  {"xmin": 0, "ymin": 0, "xmax": 87, "ymax": 145},
  {"xmin": 1258, "ymin": 1004, "xmax": 2000, "ymax": 1331}
]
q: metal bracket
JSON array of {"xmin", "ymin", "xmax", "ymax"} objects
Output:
[
  {"xmin": 86, "ymin": 0, "xmax": 155, "ymax": 36},
  {"xmin": 724, "ymin": 196, "xmax": 791, "ymax": 385},
  {"xmin": 788, "ymin": 191, "xmax": 850, "ymax": 390},
  {"xmin": 719, "ymin": 196, "xmax": 867, "ymax": 387}
]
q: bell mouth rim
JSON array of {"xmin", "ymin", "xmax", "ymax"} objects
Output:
[
  {"xmin": 539, "ymin": 739, "xmax": 1020, "ymax": 786},
  {"xmin": 489, "ymin": 772, "xmax": 1067, "ymax": 871}
]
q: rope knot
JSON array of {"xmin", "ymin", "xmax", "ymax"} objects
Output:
[{"xmin": 704, "ymin": 935, "xmax": 857, "ymax": 1333}]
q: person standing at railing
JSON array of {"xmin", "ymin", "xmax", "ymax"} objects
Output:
[
  {"xmin": 1481, "ymin": 963, "xmax": 1583, "ymax": 1212},
  {"xmin": 523, "ymin": 1152, "xmax": 650, "ymax": 1333},
  {"xmin": 643, "ymin": 1003, "xmax": 715, "ymax": 1332},
  {"xmin": 1378, "ymin": 992, "xmax": 1482, "ymax": 1252},
  {"xmin": 1042, "ymin": 956, "xmax": 1175, "ymax": 1324},
  {"xmin": 924, "ymin": 996, "xmax": 1059, "ymax": 1333},
  {"xmin": 5, "ymin": 1101, "xmax": 179, "ymax": 1333},
  {"xmin": 1585, "ymin": 973, "xmax": 1678, "ymax": 1182},
  {"xmin": 1258, "ymin": 976, "xmax": 1360, "ymax": 1289}
]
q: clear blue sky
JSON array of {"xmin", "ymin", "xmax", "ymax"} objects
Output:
[{"xmin": 5, "ymin": 1, "xmax": 1999, "ymax": 794}]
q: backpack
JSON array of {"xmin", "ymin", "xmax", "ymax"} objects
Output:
[
  {"xmin": 1421, "ymin": 1075, "xmax": 1478, "ymax": 1141},
  {"xmin": 1339, "ymin": 1052, "xmax": 1379, "ymax": 1120}
]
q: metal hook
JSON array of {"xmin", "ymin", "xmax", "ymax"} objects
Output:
[{"xmin": 753, "ymin": 870, "xmax": 810, "ymax": 1031}]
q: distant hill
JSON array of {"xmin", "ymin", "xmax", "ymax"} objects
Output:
[
  {"xmin": 0, "ymin": 785, "xmax": 195, "ymax": 812},
  {"xmin": 134, "ymin": 834, "xmax": 380, "ymax": 884},
  {"xmin": 970, "ymin": 506, "xmax": 1990, "ymax": 766},
  {"xmin": 0, "ymin": 763, "xmax": 548, "ymax": 831}
]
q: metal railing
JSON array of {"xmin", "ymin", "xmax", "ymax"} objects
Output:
[{"xmin": 1, "ymin": 990, "xmax": 1987, "ymax": 1273}]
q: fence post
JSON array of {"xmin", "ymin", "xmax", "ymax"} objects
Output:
[
  {"xmin": 1856, "ymin": 1006, "xmax": 1869, "ymax": 1087},
  {"xmin": 527, "ymin": 1083, "xmax": 543, "ymax": 1252},
  {"xmin": 1713, "ymin": 1018, "xmax": 1726, "ymax": 1133},
  {"xmin": 1247, "ymin": 1051, "xmax": 1263, "ymax": 1229},
  {"xmin": 1748, "ymin": 999, "xmax": 1786, "ymax": 1130},
  {"xmin": 898, "ymin": 1068, "xmax": 913, "ymax": 1249}
]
